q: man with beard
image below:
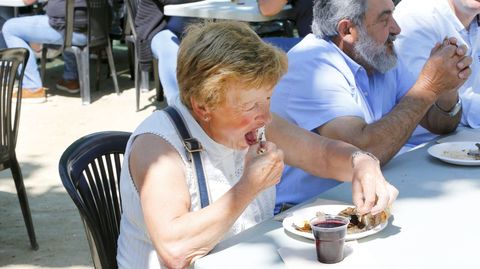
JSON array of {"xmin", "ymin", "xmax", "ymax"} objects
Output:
[
  {"xmin": 394, "ymin": 0, "xmax": 480, "ymax": 130},
  {"xmin": 270, "ymin": 0, "xmax": 472, "ymax": 213}
]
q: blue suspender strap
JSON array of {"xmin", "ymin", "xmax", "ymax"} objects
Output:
[{"xmin": 164, "ymin": 106, "xmax": 210, "ymax": 208}]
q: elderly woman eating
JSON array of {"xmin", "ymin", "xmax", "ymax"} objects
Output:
[{"xmin": 116, "ymin": 21, "xmax": 398, "ymax": 269}]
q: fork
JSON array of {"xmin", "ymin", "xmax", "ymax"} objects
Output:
[{"xmin": 467, "ymin": 143, "xmax": 480, "ymax": 158}]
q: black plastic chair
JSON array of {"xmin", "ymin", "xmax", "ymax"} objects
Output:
[
  {"xmin": 59, "ymin": 131, "xmax": 131, "ymax": 269},
  {"xmin": 125, "ymin": 0, "xmax": 163, "ymax": 111},
  {"xmin": 0, "ymin": 48, "xmax": 38, "ymax": 250},
  {"xmin": 41, "ymin": 0, "xmax": 121, "ymax": 105}
]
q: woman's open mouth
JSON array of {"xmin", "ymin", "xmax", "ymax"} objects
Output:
[{"xmin": 245, "ymin": 128, "xmax": 263, "ymax": 146}]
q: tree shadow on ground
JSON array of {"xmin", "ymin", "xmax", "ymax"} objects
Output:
[{"xmin": 0, "ymin": 184, "xmax": 93, "ymax": 268}]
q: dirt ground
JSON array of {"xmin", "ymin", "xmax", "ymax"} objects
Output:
[{"xmin": 0, "ymin": 45, "xmax": 165, "ymax": 268}]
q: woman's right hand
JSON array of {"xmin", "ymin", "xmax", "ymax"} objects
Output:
[{"xmin": 241, "ymin": 141, "xmax": 284, "ymax": 194}]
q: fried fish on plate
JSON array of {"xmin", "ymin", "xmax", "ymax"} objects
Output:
[
  {"xmin": 338, "ymin": 207, "xmax": 389, "ymax": 234},
  {"xmin": 292, "ymin": 206, "xmax": 389, "ymax": 234}
]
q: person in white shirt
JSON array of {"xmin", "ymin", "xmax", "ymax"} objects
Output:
[{"xmin": 395, "ymin": 0, "xmax": 480, "ymax": 128}]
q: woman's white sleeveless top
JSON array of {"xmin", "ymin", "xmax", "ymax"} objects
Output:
[{"xmin": 116, "ymin": 97, "xmax": 275, "ymax": 268}]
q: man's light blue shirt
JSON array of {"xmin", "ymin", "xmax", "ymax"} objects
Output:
[{"xmin": 271, "ymin": 34, "xmax": 417, "ymax": 213}]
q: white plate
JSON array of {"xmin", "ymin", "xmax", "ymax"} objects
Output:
[
  {"xmin": 428, "ymin": 142, "xmax": 480, "ymax": 166},
  {"xmin": 282, "ymin": 204, "xmax": 388, "ymax": 241}
]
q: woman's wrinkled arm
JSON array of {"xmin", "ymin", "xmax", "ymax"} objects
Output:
[{"xmin": 129, "ymin": 134, "xmax": 260, "ymax": 268}]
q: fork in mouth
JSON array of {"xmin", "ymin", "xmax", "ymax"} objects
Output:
[{"xmin": 257, "ymin": 127, "xmax": 266, "ymax": 154}]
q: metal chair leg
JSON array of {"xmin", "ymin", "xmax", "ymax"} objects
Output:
[
  {"xmin": 134, "ymin": 45, "xmax": 140, "ymax": 111},
  {"xmin": 40, "ymin": 47, "xmax": 47, "ymax": 85},
  {"xmin": 106, "ymin": 39, "xmax": 120, "ymax": 95},
  {"xmin": 140, "ymin": 71, "xmax": 149, "ymax": 93},
  {"xmin": 152, "ymin": 58, "xmax": 164, "ymax": 103},
  {"xmin": 134, "ymin": 44, "xmax": 149, "ymax": 111},
  {"xmin": 70, "ymin": 47, "xmax": 91, "ymax": 105},
  {"xmin": 10, "ymin": 156, "xmax": 38, "ymax": 250},
  {"xmin": 127, "ymin": 41, "xmax": 135, "ymax": 81},
  {"xmin": 95, "ymin": 51, "xmax": 101, "ymax": 92}
]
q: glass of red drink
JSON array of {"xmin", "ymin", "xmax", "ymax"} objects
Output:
[{"xmin": 310, "ymin": 214, "xmax": 349, "ymax": 264}]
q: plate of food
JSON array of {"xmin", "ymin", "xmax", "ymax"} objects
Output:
[
  {"xmin": 427, "ymin": 142, "xmax": 480, "ymax": 166},
  {"xmin": 282, "ymin": 204, "xmax": 390, "ymax": 241}
]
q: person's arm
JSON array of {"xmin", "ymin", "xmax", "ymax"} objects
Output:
[
  {"xmin": 394, "ymin": 5, "xmax": 465, "ymax": 131},
  {"xmin": 129, "ymin": 134, "xmax": 283, "ymax": 268},
  {"xmin": 22, "ymin": 0, "xmax": 37, "ymax": 5},
  {"xmin": 317, "ymin": 40, "xmax": 471, "ymax": 164},
  {"xmin": 257, "ymin": 0, "xmax": 288, "ymax": 16},
  {"xmin": 267, "ymin": 114, "xmax": 398, "ymax": 215}
]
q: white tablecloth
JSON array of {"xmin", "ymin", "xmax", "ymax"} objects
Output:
[{"xmin": 164, "ymin": 0, "xmax": 293, "ymax": 22}]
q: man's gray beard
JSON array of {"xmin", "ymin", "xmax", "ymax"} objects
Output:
[{"xmin": 353, "ymin": 26, "xmax": 397, "ymax": 74}]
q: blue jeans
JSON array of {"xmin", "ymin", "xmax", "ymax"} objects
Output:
[
  {"xmin": 3, "ymin": 15, "xmax": 87, "ymax": 90},
  {"xmin": 151, "ymin": 29, "xmax": 180, "ymax": 105}
]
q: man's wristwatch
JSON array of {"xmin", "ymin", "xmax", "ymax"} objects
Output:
[{"xmin": 434, "ymin": 98, "xmax": 462, "ymax": 117}]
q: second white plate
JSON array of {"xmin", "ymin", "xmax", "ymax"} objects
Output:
[
  {"xmin": 428, "ymin": 142, "xmax": 480, "ymax": 166},
  {"xmin": 282, "ymin": 204, "xmax": 388, "ymax": 241}
]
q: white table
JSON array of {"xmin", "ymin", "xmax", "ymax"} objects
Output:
[
  {"xmin": 0, "ymin": 0, "xmax": 28, "ymax": 7},
  {"xmin": 164, "ymin": 0, "xmax": 294, "ymax": 22},
  {"xmin": 0, "ymin": 0, "xmax": 26, "ymax": 17},
  {"xmin": 194, "ymin": 128, "xmax": 480, "ymax": 269},
  {"xmin": 0, "ymin": 0, "xmax": 46, "ymax": 17}
]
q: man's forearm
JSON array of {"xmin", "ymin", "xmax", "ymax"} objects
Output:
[
  {"xmin": 359, "ymin": 83, "xmax": 437, "ymax": 164},
  {"xmin": 358, "ymin": 37, "xmax": 469, "ymax": 163}
]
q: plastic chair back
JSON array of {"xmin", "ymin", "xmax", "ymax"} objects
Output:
[
  {"xmin": 0, "ymin": 48, "xmax": 29, "ymax": 160},
  {"xmin": 65, "ymin": 0, "xmax": 112, "ymax": 49},
  {"xmin": 88, "ymin": 0, "xmax": 112, "ymax": 49},
  {"xmin": 125, "ymin": 0, "xmax": 139, "ymax": 39},
  {"xmin": 59, "ymin": 131, "xmax": 131, "ymax": 269},
  {"xmin": 60, "ymin": 0, "xmax": 120, "ymax": 104},
  {"xmin": 0, "ymin": 48, "xmax": 38, "ymax": 250},
  {"xmin": 0, "ymin": 48, "xmax": 28, "ymax": 162}
]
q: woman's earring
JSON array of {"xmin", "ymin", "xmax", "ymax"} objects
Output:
[{"xmin": 204, "ymin": 116, "xmax": 210, "ymax": 121}]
